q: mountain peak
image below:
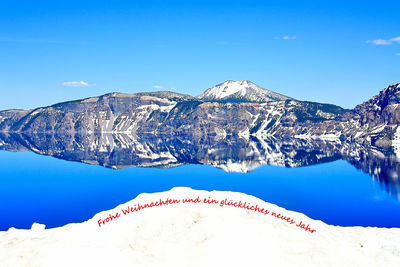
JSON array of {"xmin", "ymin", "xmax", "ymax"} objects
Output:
[{"xmin": 197, "ymin": 80, "xmax": 293, "ymax": 102}]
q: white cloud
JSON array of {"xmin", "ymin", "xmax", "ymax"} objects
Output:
[
  {"xmin": 282, "ymin": 36, "xmax": 296, "ymax": 40},
  {"xmin": 367, "ymin": 39, "xmax": 391, "ymax": 45},
  {"xmin": 61, "ymin": 81, "xmax": 94, "ymax": 87},
  {"xmin": 367, "ymin": 36, "xmax": 400, "ymax": 45},
  {"xmin": 397, "ymin": 53, "xmax": 400, "ymax": 56},
  {"xmin": 170, "ymin": 87, "xmax": 176, "ymax": 90},
  {"xmin": 153, "ymin": 85, "xmax": 164, "ymax": 89}
]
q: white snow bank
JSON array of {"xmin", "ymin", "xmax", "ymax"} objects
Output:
[{"xmin": 1, "ymin": 187, "xmax": 400, "ymax": 267}]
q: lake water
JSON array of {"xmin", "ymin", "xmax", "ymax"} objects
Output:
[{"xmin": 1, "ymin": 148, "xmax": 399, "ymax": 230}]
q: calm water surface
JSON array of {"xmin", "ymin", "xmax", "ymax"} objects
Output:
[{"xmin": 0, "ymin": 150, "xmax": 399, "ymax": 230}]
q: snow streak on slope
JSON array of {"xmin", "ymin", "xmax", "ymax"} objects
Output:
[{"xmin": 392, "ymin": 126, "xmax": 400, "ymax": 158}]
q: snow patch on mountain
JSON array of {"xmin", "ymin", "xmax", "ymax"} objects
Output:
[{"xmin": 198, "ymin": 80, "xmax": 293, "ymax": 102}]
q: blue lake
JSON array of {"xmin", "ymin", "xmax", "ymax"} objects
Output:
[{"xmin": 0, "ymin": 149, "xmax": 399, "ymax": 230}]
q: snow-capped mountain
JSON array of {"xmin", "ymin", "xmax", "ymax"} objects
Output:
[
  {"xmin": 0, "ymin": 81, "xmax": 399, "ymax": 153},
  {"xmin": 1, "ymin": 81, "xmax": 400, "ymax": 197},
  {"xmin": 197, "ymin": 80, "xmax": 293, "ymax": 102}
]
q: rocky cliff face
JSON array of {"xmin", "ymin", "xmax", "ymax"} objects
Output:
[
  {"xmin": 0, "ymin": 109, "xmax": 31, "ymax": 132},
  {"xmin": 0, "ymin": 81, "xmax": 399, "ymax": 150},
  {"xmin": 0, "ymin": 84, "xmax": 346, "ymax": 139},
  {"xmin": 284, "ymin": 83, "xmax": 400, "ymax": 150},
  {"xmin": 1, "ymin": 81, "xmax": 400, "ymax": 197}
]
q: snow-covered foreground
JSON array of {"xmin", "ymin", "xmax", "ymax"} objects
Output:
[{"xmin": 1, "ymin": 187, "xmax": 399, "ymax": 267}]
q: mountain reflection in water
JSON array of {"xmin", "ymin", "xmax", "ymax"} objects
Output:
[{"xmin": 0, "ymin": 131, "xmax": 399, "ymax": 199}]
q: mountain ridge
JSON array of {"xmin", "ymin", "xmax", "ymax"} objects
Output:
[{"xmin": 0, "ymin": 81, "xmax": 399, "ymax": 153}]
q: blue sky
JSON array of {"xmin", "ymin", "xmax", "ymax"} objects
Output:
[{"xmin": 0, "ymin": 0, "xmax": 399, "ymax": 110}]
